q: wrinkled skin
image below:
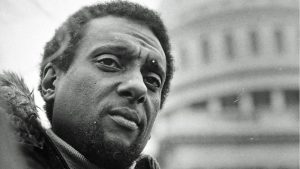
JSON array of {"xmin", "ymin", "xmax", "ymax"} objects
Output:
[{"xmin": 50, "ymin": 16, "xmax": 166, "ymax": 168}]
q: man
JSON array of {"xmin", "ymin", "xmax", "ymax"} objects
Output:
[{"xmin": 0, "ymin": 1, "xmax": 174, "ymax": 169}]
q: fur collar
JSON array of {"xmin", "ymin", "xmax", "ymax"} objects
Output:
[{"xmin": 0, "ymin": 71, "xmax": 45, "ymax": 148}]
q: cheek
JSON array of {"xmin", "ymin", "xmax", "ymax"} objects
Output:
[
  {"xmin": 56, "ymin": 74, "xmax": 99, "ymax": 117},
  {"xmin": 67, "ymin": 74, "xmax": 117, "ymax": 120},
  {"xmin": 144, "ymin": 95, "xmax": 160, "ymax": 131},
  {"xmin": 145, "ymin": 113, "xmax": 158, "ymax": 138}
]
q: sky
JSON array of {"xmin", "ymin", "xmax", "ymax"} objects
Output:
[{"xmin": 0, "ymin": 0, "xmax": 162, "ymax": 156}]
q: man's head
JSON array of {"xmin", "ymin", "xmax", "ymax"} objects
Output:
[{"xmin": 39, "ymin": 1, "xmax": 173, "ymax": 169}]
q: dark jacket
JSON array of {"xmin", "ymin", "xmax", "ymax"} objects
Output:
[{"xmin": 0, "ymin": 71, "xmax": 160, "ymax": 169}]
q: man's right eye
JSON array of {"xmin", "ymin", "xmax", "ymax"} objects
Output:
[{"xmin": 94, "ymin": 54, "xmax": 121, "ymax": 71}]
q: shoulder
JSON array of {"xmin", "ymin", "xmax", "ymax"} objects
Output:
[
  {"xmin": 0, "ymin": 71, "xmax": 44, "ymax": 147},
  {"xmin": 0, "ymin": 72, "xmax": 53, "ymax": 168},
  {"xmin": 0, "ymin": 97, "xmax": 50, "ymax": 168},
  {"xmin": 0, "ymin": 72, "xmax": 70, "ymax": 169},
  {"xmin": 134, "ymin": 154, "xmax": 161, "ymax": 169}
]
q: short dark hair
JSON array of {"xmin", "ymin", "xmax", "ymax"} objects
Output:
[{"xmin": 39, "ymin": 1, "xmax": 174, "ymax": 120}]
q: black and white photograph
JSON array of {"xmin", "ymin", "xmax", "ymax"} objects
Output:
[{"xmin": 0, "ymin": 0, "xmax": 299, "ymax": 169}]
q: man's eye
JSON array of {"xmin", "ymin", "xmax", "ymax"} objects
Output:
[
  {"xmin": 98, "ymin": 58, "xmax": 119, "ymax": 68},
  {"xmin": 95, "ymin": 55, "xmax": 121, "ymax": 71},
  {"xmin": 144, "ymin": 75, "xmax": 161, "ymax": 89}
]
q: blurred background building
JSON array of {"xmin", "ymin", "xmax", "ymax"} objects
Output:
[{"xmin": 155, "ymin": 0, "xmax": 299, "ymax": 169}]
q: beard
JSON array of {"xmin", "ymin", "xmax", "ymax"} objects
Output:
[{"xmin": 80, "ymin": 120, "xmax": 144, "ymax": 169}]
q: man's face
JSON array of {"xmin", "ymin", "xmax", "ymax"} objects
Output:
[{"xmin": 51, "ymin": 16, "xmax": 166, "ymax": 168}]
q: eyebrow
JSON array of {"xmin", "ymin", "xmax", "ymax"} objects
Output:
[
  {"xmin": 89, "ymin": 44, "xmax": 136, "ymax": 58},
  {"xmin": 130, "ymin": 32, "xmax": 159, "ymax": 49}
]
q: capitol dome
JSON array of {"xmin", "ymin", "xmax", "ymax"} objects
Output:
[{"xmin": 155, "ymin": 0, "xmax": 299, "ymax": 168}]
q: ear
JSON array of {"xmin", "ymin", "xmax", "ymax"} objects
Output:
[{"xmin": 40, "ymin": 63, "xmax": 60, "ymax": 102}]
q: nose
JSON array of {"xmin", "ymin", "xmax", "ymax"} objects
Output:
[{"xmin": 117, "ymin": 74, "xmax": 147, "ymax": 104}]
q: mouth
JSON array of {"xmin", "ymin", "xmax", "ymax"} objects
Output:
[
  {"xmin": 108, "ymin": 107, "xmax": 140, "ymax": 131},
  {"xmin": 109, "ymin": 115, "xmax": 138, "ymax": 130}
]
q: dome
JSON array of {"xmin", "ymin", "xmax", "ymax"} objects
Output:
[{"xmin": 155, "ymin": 0, "xmax": 299, "ymax": 168}]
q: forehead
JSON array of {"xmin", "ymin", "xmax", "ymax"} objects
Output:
[
  {"xmin": 76, "ymin": 16, "xmax": 166, "ymax": 68},
  {"xmin": 84, "ymin": 16, "xmax": 158, "ymax": 44}
]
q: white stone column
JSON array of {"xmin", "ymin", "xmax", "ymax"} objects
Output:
[
  {"xmin": 235, "ymin": 27, "xmax": 249, "ymax": 61},
  {"xmin": 285, "ymin": 25, "xmax": 298, "ymax": 58},
  {"xmin": 188, "ymin": 38, "xmax": 201, "ymax": 70},
  {"xmin": 260, "ymin": 25, "xmax": 274, "ymax": 58},
  {"xmin": 271, "ymin": 90, "xmax": 285, "ymax": 114},
  {"xmin": 211, "ymin": 32, "xmax": 225, "ymax": 64},
  {"xmin": 239, "ymin": 92, "xmax": 254, "ymax": 118},
  {"xmin": 208, "ymin": 97, "xmax": 222, "ymax": 117}
]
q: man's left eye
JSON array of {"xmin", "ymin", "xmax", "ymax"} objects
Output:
[{"xmin": 144, "ymin": 75, "xmax": 161, "ymax": 89}]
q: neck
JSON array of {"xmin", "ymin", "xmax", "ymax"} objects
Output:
[{"xmin": 46, "ymin": 129, "xmax": 101, "ymax": 169}]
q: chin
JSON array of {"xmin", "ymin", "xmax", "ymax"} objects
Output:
[
  {"xmin": 103, "ymin": 132, "xmax": 134, "ymax": 148},
  {"xmin": 85, "ymin": 139, "xmax": 142, "ymax": 169},
  {"xmin": 81, "ymin": 129, "xmax": 144, "ymax": 169}
]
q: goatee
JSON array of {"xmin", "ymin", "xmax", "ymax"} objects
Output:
[{"xmin": 82, "ymin": 124, "xmax": 143, "ymax": 169}]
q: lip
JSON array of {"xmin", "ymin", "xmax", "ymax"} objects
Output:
[{"xmin": 108, "ymin": 107, "xmax": 140, "ymax": 130}]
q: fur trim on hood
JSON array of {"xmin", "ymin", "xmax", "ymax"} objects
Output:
[{"xmin": 0, "ymin": 71, "xmax": 45, "ymax": 148}]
